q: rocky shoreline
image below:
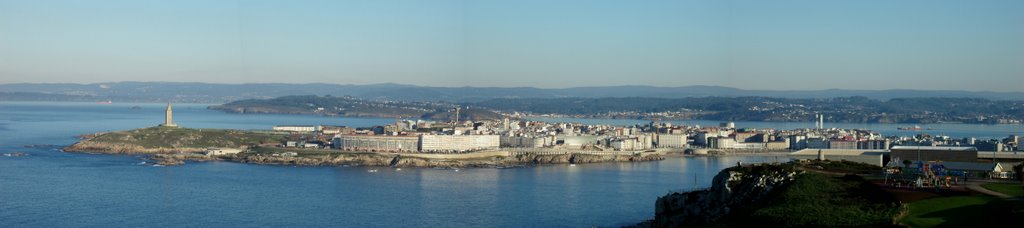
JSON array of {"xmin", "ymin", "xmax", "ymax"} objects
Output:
[{"xmin": 65, "ymin": 140, "xmax": 207, "ymax": 154}]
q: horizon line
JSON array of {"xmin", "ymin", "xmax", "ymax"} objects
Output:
[{"xmin": 1, "ymin": 81, "xmax": 1021, "ymax": 94}]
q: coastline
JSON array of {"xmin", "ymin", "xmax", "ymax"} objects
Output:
[
  {"xmin": 63, "ymin": 132, "xmax": 666, "ymax": 168},
  {"xmin": 62, "ymin": 127, "xmax": 794, "ymax": 168},
  {"xmin": 524, "ymin": 115, "xmax": 1024, "ymax": 125}
]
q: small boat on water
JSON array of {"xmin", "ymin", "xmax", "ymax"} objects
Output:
[
  {"xmin": 898, "ymin": 125, "xmax": 924, "ymax": 131},
  {"xmin": 569, "ymin": 164, "xmax": 577, "ymax": 167},
  {"xmin": 367, "ymin": 169, "xmax": 378, "ymax": 173},
  {"xmin": 3, "ymin": 152, "xmax": 27, "ymax": 157}
]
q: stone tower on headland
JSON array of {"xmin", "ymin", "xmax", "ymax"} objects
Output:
[{"xmin": 161, "ymin": 103, "xmax": 178, "ymax": 127}]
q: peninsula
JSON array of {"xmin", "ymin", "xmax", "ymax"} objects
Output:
[{"xmin": 64, "ymin": 126, "xmax": 664, "ymax": 167}]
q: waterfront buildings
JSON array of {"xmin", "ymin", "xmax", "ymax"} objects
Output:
[
  {"xmin": 559, "ymin": 135, "xmax": 602, "ymax": 147},
  {"xmin": 501, "ymin": 135, "xmax": 550, "ymax": 148},
  {"xmin": 269, "ymin": 115, "xmax": 1023, "ymax": 161},
  {"xmin": 419, "ymin": 135, "xmax": 500, "ymax": 152},
  {"xmin": 273, "ymin": 125, "xmax": 321, "ymax": 132},
  {"xmin": 205, "ymin": 148, "xmax": 243, "ymax": 156},
  {"xmin": 858, "ymin": 139, "xmax": 891, "ymax": 150},
  {"xmin": 828, "ymin": 140, "xmax": 857, "ymax": 150},
  {"xmin": 656, "ymin": 134, "xmax": 687, "ymax": 148},
  {"xmin": 321, "ymin": 126, "xmax": 355, "ymax": 135},
  {"xmin": 332, "ymin": 135, "xmax": 418, "ymax": 152}
]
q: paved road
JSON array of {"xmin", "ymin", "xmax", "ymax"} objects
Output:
[
  {"xmin": 963, "ymin": 180, "xmax": 1024, "ymax": 202},
  {"xmin": 965, "ymin": 183, "xmax": 1013, "ymax": 198}
]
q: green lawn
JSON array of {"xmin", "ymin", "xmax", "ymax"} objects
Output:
[
  {"xmin": 981, "ymin": 183, "xmax": 1024, "ymax": 197},
  {"xmin": 901, "ymin": 195, "xmax": 1024, "ymax": 227},
  {"xmin": 92, "ymin": 127, "xmax": 287, "ymax": 148},
  {"xmin": 723, "ymin": 173, "xmax": 902, "ymax": 227}
]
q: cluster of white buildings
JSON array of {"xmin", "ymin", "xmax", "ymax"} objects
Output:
[
  {"xmin": 274, "ymin": 117, "xmax": 1022, "ymax": 155},
  {"xmin": 685, "ymin": 123, "xmax": 894, "ymax": 151},
  {"xmin": 888, "ymin": 134, "xmax": 1024, "ymax": 152},
  {"xmin": 273, "ymin": 117, "xmax": 695, "ymax": 153}
]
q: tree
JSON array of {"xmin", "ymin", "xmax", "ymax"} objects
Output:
[{"xmin": 1015, "ymin": 164, "xmax": 1023, "ymax": 183}]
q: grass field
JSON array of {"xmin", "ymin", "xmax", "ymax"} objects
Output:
[
  {"xmin": 981, "ymin": 183, "xmax": 1024, "ymax": 197},
  {"xmin": 722, "ymin": 173, "xmax": 902, "ymax": 227},
  {"xmin": 900, "ymin": 194, "xmax": 1024, "ymax": 227},
  {"xmin": 92, "ymin": 127, "xmax": 287, "ymax": 148}
]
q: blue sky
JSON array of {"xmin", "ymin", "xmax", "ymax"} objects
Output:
[{"xmin": 0, "ymin": 0, "xmax": 1021, "ymax": 91}]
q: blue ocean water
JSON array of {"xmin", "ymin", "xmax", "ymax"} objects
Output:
[
  {"xmin": 531, "ymin": 117, "xmax": 1024, "ymax": 139},
  {"xmin": 0, "ymin": 102, "xmax": 783, "ymax": 227}
]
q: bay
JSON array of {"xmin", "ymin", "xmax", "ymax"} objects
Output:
[
  {"xmin": 0, "ymin": 102, "xmax": 782, "ymax": 227},
  {"xmin": 530, "ymin": 117, "xmax": 1024, "ymax": 139}
]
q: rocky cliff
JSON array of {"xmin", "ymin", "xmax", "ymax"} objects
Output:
[{"xmin": 649, "ymin": 163, "xmax": 802, "ymax": 227}]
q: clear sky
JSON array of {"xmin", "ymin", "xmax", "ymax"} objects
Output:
[{"xmin": 1, "ymin": 0, "xmax": 1021, "ymax": 91}]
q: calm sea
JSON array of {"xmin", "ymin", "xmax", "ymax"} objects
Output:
[
  {"xmin": 531, "ymin": 117, "xmax": 1024, "ymax": 139},
  {"xmin": 0, "ymin": 102, "xmax": 785, "ymax": 227}
]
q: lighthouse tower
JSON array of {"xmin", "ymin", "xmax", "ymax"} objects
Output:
[{"xmin": 161, "ymin": 103, "xmax": 178, "ymax": 127}]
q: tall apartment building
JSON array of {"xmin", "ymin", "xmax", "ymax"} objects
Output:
[
  {"xmin": 828, "ymin": 140, "xmax": 857, "ymax": 150},
  {"xmin": 657, "ymin": 134, "xmax": 688, "ymax": 148},
  {"xmin": 332, "ymin": 135, "xmax": 419, "ymax": 152},
  {"xmin": 857, "ymin": 139, "xmax": 890, "ymax": 150},
  {"xmin": 419, "ymin": 135, "xmax": 500, "ymax": 152}
]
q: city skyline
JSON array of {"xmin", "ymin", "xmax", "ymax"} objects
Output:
[{"xmin": 1, "ymin": 0, "xmax": 1022, "ymax": 91}]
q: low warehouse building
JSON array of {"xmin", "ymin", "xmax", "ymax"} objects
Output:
[
  {"xmin": 789, "ymin": 149, "xmax": 889, "ymax": 167},
  {"xmin": 890, "ymin": 146, "xmax": 978, "ymax": 162}
]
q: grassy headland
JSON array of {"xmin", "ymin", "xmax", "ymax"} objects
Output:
[
  {"xmin": 726, "ymin": 173, "xmax": 902, "ymax": 227},
  {"xmin": 645, "ymin": 160, "xmax": 1024, "ymax": 227},
  {"xmin": 66, "ymin": 126, "xmax": 286, "ymax": 154}
]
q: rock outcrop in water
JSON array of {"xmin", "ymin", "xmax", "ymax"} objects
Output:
[{"xmin": 648, "ymin": 163, "xmax": 801, "ymax": 227}]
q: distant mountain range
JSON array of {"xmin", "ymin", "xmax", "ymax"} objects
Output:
[
  {"xmin": 1, "ymin": 82, "xmax": 1023, "ymax": 103},
  {"xmin": 210, "ymin": 95, "xmax": 503, "ymax": 121}
]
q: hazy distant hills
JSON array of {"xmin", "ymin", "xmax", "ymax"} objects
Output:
[
  {"xmin": 473, "ymin": 96, "xmax": 1024, "ymax": 124},
  {"xmin": 1, "ymin": 82, "xmax": 1023, "ymax": 103},
  {"xmin": 210, "ymin": 95, "xmax": 504, "ymax": 121}
]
